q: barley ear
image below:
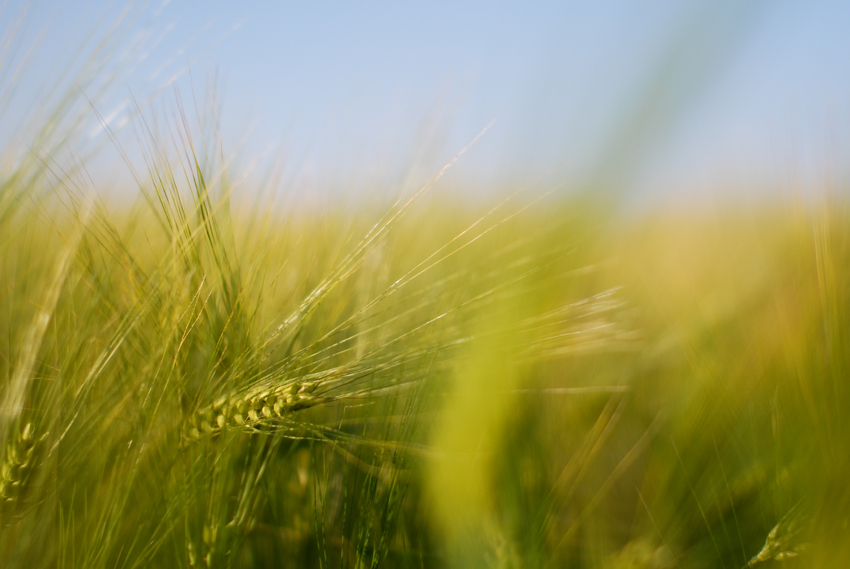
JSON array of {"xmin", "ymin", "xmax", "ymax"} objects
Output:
[{"xmin": 748, "ymin": 505, "xmax": 809, "ymax": 566}]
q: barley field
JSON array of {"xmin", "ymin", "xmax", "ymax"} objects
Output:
[
  {"xmin": 1, "ymin": 12, "xmax": 849, "ymax": 569},
  {"xmin": 1, "ymin": 106, "xmax": 848, "ymax": 568}
]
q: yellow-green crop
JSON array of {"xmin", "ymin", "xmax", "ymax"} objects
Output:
[{"xmin": 0, "ymin": 18, "xmax": 849, "ymax": 569}]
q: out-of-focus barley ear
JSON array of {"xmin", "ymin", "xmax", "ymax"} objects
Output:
[
  {"xmin": 202, "ymin": 523, "xmax": 218, "ymax": 568},
  {"xmin": 748, "ymin": 505, "xmax": 809, "ymax": 566},
  {"xmin": 0, "ymin": 422, "xmax": 44, "ymax": 507}
]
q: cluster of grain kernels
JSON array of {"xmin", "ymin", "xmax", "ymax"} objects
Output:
[
  {"xmin": 0, "ymin": 423, "xmax": 38, "ymax": 505},
  {"xmin": 185, "ymin": 381, "xmax": 318, "ymax": 441}
]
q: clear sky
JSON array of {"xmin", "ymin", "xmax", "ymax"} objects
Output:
[{"xmin": 3, "ymin": 0, "xmax": 850, "ymax": 203}]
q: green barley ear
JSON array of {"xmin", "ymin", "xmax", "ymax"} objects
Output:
[
  {"xmin": 202, "ymin": 523, "xmax": 219, "ymax": 568},
  {"xmin": 187, "ymin": 539, "xmax": 197, "ymax": 568},
  {"xmin": 0, "ymin": 422, "xmax": 43, "ymax": 508},
  {"xmin": 182, "ymin": 380, "xmax": 334, "ymax": 444},
  {"xmin": 748, "ymin": 504, "xmax": 809, "ymax": 566}
]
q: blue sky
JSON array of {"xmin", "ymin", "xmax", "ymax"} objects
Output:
[{"xmin": 3, "ymin": 0, "xmax": 850, "ymax": 202}]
